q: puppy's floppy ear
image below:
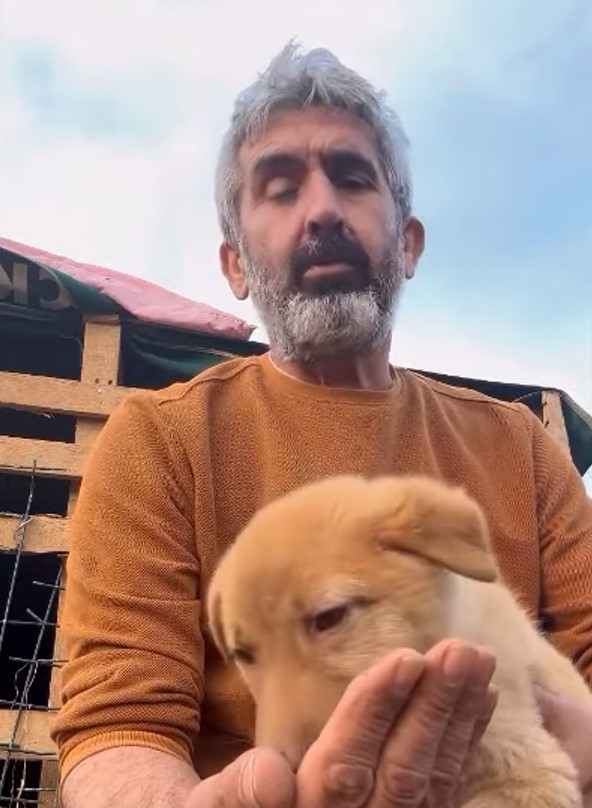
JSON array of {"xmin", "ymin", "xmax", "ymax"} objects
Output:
[
  {"xmin": 374, "ymin": 478, "xmax": 498, "ymax": 583},
  {"xmin": 205, "ymin": 583, "xmax": 230, "ymax": 662}
]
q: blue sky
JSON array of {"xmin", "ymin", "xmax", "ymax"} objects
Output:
[{"xmin": 1, "ymin": 0, "xmax": 591, "ymax": 481}]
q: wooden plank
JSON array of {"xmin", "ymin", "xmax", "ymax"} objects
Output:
[
  {"xmin": 38, "ymin": 759, "xmax": 60, "ymax": 806},
  {"xmin": 0, "ymin": 707, "xmax": 56, "ymax": 759},
  {"xmin": 541, "ymin": 391, "xmax": 571, "ymax": 454},
  {"xmin": 74, "ymin": 418, "xmax": 104, "ymax": 454},
  {"xmin": 81, "ymin": 319, "xmax": 121, "ymax": 385},
  {"xmin": 0, "ymin": 436, "xmax": 87, "ymax": 479},
  {"xmin": 0, "ymin": 512, "xmax": 68, "ymax": 552},
  {"xmin": 40, "ymin": 559, "xmax": 67, "ymax": 802},
  {"xmin": 0, "ymin": 370, "xmax": 136, "ymax": 418},
  {"xmin": 74, "ymin": 319, "xmax": 123, "ymax": 454},
  {"xmin": 67, "ymin": 482, "xmax": 81, "ymax": 516}
]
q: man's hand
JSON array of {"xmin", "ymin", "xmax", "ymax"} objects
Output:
[
  {"xmin": 184, "ymin": 639, "xmax": 497, "ymax": 808},
  {"xmin": 535, "ymin": 684, "xmax": 592, "ymax": 797},
  {"xmin": 297, "ymin": 638, "xmax": 496, "ymax": 807},
  {"xmin": 184, "ymin": 746, "xmax": 295, "ymax": 808}
]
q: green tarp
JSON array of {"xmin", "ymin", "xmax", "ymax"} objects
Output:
[{"xmin": 1, "ymin": 238, "xmax": 591, "ymax": 477}]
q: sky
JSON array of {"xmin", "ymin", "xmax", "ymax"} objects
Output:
[{"xmin": 1, "ymin": 0, "xmax": 591, "ymax": 481}]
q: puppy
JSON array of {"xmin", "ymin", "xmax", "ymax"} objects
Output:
[{"xmin": 207, "ymin": 474, "xmax": 592, "ymax": 807}]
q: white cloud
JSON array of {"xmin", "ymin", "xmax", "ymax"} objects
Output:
[
  {"xmin": 0, "ymin": 0, "xmax": 420, "ymax": 304},
  {"xmin": 1, "ymin": 0, "xmax": 590, "ymax": 448},
  {"xmin": 2, "ymin": 0, "xmax": 410, "ymax": 85}
]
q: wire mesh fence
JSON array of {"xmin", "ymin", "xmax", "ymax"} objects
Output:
[{"xmin": 1, "ymin": 465, "xmax": 62, "ymax": 807}]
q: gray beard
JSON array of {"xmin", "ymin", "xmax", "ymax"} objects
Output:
[{"xmin": 241, "ymin": 249, "xmax": 406, "ymax": 362}]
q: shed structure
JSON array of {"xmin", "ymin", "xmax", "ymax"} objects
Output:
[{"xmin": 1, "ymin": 236, "xmax": 591, "ymax": 807}]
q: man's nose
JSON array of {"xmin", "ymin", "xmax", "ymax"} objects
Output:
[{"xmin": 304, "ymin": 174, "xmax": 344, "ymax": 240}]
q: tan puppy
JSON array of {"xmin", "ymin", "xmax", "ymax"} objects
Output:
[{"xmin": 207, "ymin": 474, "xmax": 592, "ymax": 807}]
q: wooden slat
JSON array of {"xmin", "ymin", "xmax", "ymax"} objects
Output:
[
  {"xmin": 0, "ymin": 707, "xmax": 56, "ymax": 759},
  {"xmin": 0, "ymin": 512, "xmax": 68, "ymax": 552},
  {"xmin": 0, "ymin": 370, "xmax": 137, "ymax": 418},
  {"xmin": 0, "ymin": 436, "xmax": 87, "ymax": 479},
  {"xmin": 81, "ymin": 319, "xmax": 121, "ymax": 386},
  {"xmin": 38, "ymin": 759, "xmax": 59, "ymax": 806},
  {"xmin": 67, "ymin": 482, "xmax": 81, "ymax": 515},
  {"xmin": 40, "ymin": 561, "xmax": 67, "ymax": 803},
  {"xmin": 542, "ymin": 391, "xmax": 571, "ymax": 454},
  {"xmin": 74, "ymin": 319, "xmax": 123, "ymax": 454},
  {"xmin": 41, "ymin": 569, "xmax": 67, "ymax": 794},
  {"xmin": 74, "ymin": 419, "xmax": 104, "ymax": 455}
]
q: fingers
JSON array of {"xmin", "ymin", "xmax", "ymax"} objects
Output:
[
  {"xmin": 421, "ymin": 642, "xmax": 497, "ymax": 808},
  {"xmin": 296, "ymin": 649, "xmax": 427, "ymax": 807},
  {"xmin": 369, "ymin": 639, "xmax": 497, "ymax": 808},
  {"xmin": 185, "ymin": 747, "xmax": 295, "ymax": 808},
  {"xmin": 296, "ymin": 640, "xmax": 498, "ymax": 808},
  {"xmin": 532, "ymin": 684, "xmax": 592, "ymax": 793},
  {"xmin": 467, "ymin": 683, "xmax": 499, "ymax": 750}
]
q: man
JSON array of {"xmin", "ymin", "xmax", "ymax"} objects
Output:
[{"xmin": 52, "ymin": 42, "xmax": 592, "ymax": 807}]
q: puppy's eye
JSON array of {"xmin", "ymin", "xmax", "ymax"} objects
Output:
[
  {"xmin": 311, "ymin": 604, "xmax": 351, "ymax": 633},
  {"xmin": 231, "ymin": 647, "xmax": 255, "ymax": 665}
]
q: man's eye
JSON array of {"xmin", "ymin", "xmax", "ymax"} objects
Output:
[
  {"xmin": 267, "ymin": 178, "xmax": 298, "ymax": 201},
  {"xmin": 310, "ymin": 604, "xmax": 351, "ymax": 634},
  {"xmin": 339, "ymin": 175, "xmax": 371, "ymax": 190}
]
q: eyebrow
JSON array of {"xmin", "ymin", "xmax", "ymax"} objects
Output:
[
  {"xmin": 249, "ymin": 151, "xmax": 304, "ymax": 187},
  {"xmin": 321, "ymin": 148, "xmax": 380, "ymax": 184}
]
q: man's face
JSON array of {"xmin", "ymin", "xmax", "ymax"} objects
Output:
[{"xmin": 222, "ymin": 106, "xmax": 420, "ymax": 360}]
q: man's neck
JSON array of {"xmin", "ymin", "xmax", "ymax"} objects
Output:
[{"xmin": 269, "ymin": 341, "xmax": 394, "ymax": 392}]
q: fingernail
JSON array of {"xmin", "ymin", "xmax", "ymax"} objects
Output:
[
  {"xmin": 394, "ymin": 652, "xmax": 425, "ymax": 691},
  {"xmin": 442, "ymin": 644, "xmax": 473, "ymax": 685}
]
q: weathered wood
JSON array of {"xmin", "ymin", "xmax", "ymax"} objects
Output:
[
  {"xmin": 0, "ymin": 436, "xmax": 87, "ymax": 479},
  {"xmin": 67, "ymin": 481, "xmax": 81, "ymax": 515},
  {"xmin": 40, "ymin": 560, "xmax": 67, "ymax": 803},
  {"xmin": 0, "ymin": 320, "xmax": 125, "ymax": 806},
  {"xmin": 81, "ymin": 318, "xmax": 121, "ymax": 386},
  {"xmin": 0, "ymin": 707, "xmax": 56, "ymax": 759},
  {"xmin": 38, "ymin": 759, "xmax": 60, "ymax": 806},
  {"xmin": 542, "ymin": 391, "xmax": 571, "ymax": 454},
  {"xmin": 0, "ymin": 512, "xmax": 68, "ymax": 552},
  {"xmin": 0, "ymin": 370, "xmax": 136, "ymax": 418},
  {"xmin": 73, "ymin": 318, "xmax": 122, "ymax": 454},
  {"xmin": 73, "ymin": 418, "xmax": 104, "ymax": 454}
]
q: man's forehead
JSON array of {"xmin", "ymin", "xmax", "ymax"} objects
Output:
[{"xmin": 238, "ymin": 107, "xmax": 380, "ymax": 174}]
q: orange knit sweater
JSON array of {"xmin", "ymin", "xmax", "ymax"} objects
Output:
[{"xmin": 51, "ymin": 353, "xmax": 592, "ymax": 781}]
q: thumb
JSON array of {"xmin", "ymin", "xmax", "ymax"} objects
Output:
[
  {"xmin": 533, "ymin": 684, "xmax": 565, "ymax": 737},
  {"xmin": 185, "ymin": 747, "xmax": 295, "ymax": 808}
]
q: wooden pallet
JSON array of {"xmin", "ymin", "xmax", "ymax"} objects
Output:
[
  {"xmin": 0, "ymin": 315, "xmax": 140, "ymax": 805},
  {"xmin": 0, "ymin": 316, "xmax": 573, "ymax": 805}
]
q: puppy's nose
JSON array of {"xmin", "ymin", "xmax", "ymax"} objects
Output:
[
  {"xmin": 256, "ymin": 724, "xmax": 308, "ymax": 771},
  {"xmin": 277, "ymin": 742, "xmax": 307, "ymax": 772}
]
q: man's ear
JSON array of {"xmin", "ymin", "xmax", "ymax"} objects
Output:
[
  {"xmin": 401, "ymin": 215, "xmax": 425, "ymax": 280},
  {"xmin": 373, "ymin": 477, "xmax": 498, "ymax": 583},
  {"xmin": 220, "ymin": 241, "xmax": 249, "ymax": 300}
]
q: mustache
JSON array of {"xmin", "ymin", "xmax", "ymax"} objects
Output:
[{"xmin": 288, "ymin": 232, "xmax": 372, "ymax": 282}]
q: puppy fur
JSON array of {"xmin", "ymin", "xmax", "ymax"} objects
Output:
[{"xmin": 207, "ymin": 474, "xmax": 592, "ymax": 807}]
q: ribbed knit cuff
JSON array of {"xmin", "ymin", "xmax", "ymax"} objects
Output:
[{"xmin": 60, "ymin": 730, "xmax": 192, "ymax": 786}]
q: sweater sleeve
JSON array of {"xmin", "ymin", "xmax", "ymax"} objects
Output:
[
  {"xmin": 530, "ymin": 409, "xmax": 592, "ymax": 686},
  {"xmin": 50, "ymin": 392, "xmax": 202, "ymax": 782}
]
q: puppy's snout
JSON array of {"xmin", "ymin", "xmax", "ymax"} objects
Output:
[
  {"xmin": 254, "ymin": 674, "xmax": 330, "ymax": 770},
  {"xmin": 255, "ymin": 708, "xmax": 315, "ymax": 771}
]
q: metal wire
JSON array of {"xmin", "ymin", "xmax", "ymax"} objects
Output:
[{"xmin": 0, "ymin": 464, "xmax": 62, "ymax": 807}]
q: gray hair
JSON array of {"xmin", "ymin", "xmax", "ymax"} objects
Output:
[{"xmin": 214, "ymin": 40, "xmax": 413, "ymax": 247}]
